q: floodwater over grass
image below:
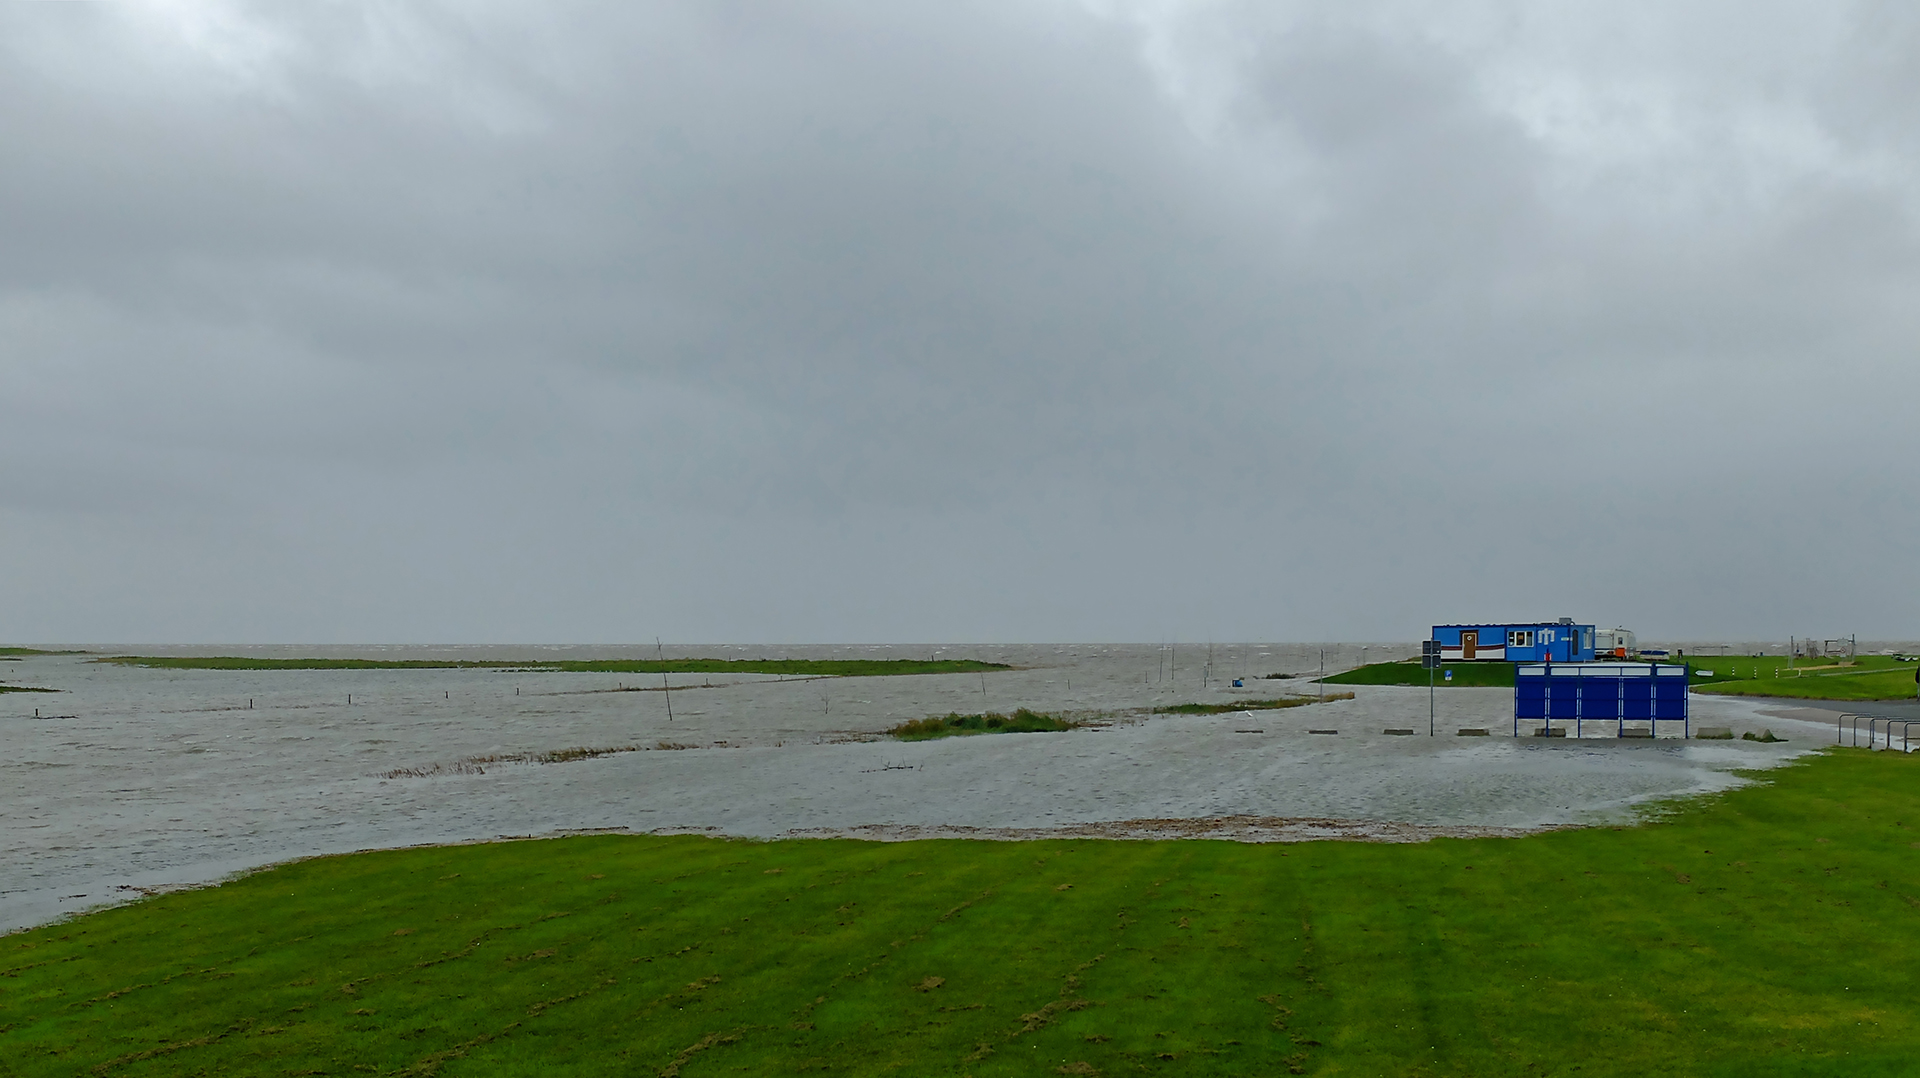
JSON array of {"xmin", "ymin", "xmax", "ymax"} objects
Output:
[
  {"xmin": 0, "ymin": 643, "xmax": 1876, "ymax": 936},
  {"xmin": 1154, "ymin": 694, "xmax": 1353, "ymax": 715},
  {"xmin": 95, "ymin": 655, "xmax": 1011, "ymax": 677},
  {"xmin": 3, "ymin": 750, "xmax": 1916, "ymax": 1076}
]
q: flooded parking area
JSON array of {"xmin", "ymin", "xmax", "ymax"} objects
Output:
[{"xmin": 0, "ymin": 643, "xmax": 1832, "ymax": 933}]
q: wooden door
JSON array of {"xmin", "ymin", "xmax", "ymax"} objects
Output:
[{"xmin": 1462, "ymin": 630, "xmax": 1478, "ymax": 660}]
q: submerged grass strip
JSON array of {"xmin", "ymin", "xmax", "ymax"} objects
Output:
[
  {"xmin": 0, "ymin": 684, "xmax": 61, "ymax": 693},
  {"xmin": 1154, "ymin": 693, "xmax": 1352, "ymax": 715},
  {"xmin": 92, "ymin": 656, "xmax": 1011, "ymax": 677},
  {"xmin": 6, "ymin": 751, "xmax": 1920, "ymax": 1075},
  {"xmin": 889, "ymin": 708, "xmax": 1078, "ymax": 740}
]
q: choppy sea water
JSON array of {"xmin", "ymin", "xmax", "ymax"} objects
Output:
[{"xmin": 0, "ymin": 643, "xmax": 1844, "ymax": 933}]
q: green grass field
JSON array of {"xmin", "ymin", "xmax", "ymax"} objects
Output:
[
  {"xmin": 1323, "ymin": 656, "xmax": 1919, "ymax": 703},
  {"xmin": 889, "ymin": 709, "xmax": 1079, "ymax": 740},
  {"xmin": 1690, "ymin": 656, "xmax": 1918, "ymax": 702},
  {"xmin": 1320, "ymin": 660, "xmax": 1516, "ymax": 687},
  {"xmin": 6, "ymin": 750, "xmax": 1919, "ymax": 1076},
  {"xmin": 92, "ymin": 657, "xmax": 1011, "ymax": 678}
]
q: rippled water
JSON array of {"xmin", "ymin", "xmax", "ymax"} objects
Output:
[{"xmin": 0, "ymin": 643, "xmax": 1831, "ymax": 933}]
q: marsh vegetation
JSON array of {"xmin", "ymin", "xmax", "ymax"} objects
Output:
[
  {"xmin": 888, "ymin": 708, "xmax": 1079, "ymax": 740},
  {"xmin": 1153, "ymin": 694, "xmax": 1353, "ymax": 715}
]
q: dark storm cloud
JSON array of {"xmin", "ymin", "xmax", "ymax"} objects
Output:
[{"xmin": 2, "ymin": 2, "xmax": 1916, "ymax": 643}]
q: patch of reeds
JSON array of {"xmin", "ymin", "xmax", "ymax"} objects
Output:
[
  {"xmin": 382, "ymin": 745, "xmax": 646, "ymax": 779},
  {"xmin": 1154, "ymin": 693, "xmax": 1352, "ymax": 715},
  {"xmin": 0, "ymin": 684, "xmax": 61, "ymax": 693},
  {"xmin": 889, "ymin": 709, "xmax": 1078, "ymax": 741}
]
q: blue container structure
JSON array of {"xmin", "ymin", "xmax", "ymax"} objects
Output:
[
  {"xmin": 1433, "ymin": 621, "xmax": 1596, "ymax": 663},
  {"xmin": 1514, "ymin": 662, "xmax": 1689, "ymax": 738}
]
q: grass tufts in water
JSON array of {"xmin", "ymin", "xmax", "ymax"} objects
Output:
[
  {"xmin": 381, "ymin": 745, "xmax": 650, "ymax": 779},
  {"xmin": 0, "ymin": 685, "xmax": 61, "ymax": 693},
  {"xmin": 7, "ymin": 751, "xmax": 1920, "ymax": 1075},
  {"xmin": 1153, "ymin": 694, "xmax": 1351, "ymax": 715},
  {"xmin": 889, "ymin": 708, "xmax": 1079, "ymax": 740},
  {"xmin": 92, "ymin": 656, "xmax": 1011, "ymax": 677}
]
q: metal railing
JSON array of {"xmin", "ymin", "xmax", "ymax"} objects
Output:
[
  {"xmin": 1869, "ymin": 716, "xmax": 1897, "ymax": 749},
  {"xmin": 1837, "ymin": 713, "xmax": 1865, "ymax": 746},
  {"xmin": 1834, "ymin": 712, "xmax": 1920, "ymax": 753},
  {"xmin": 1890, "ymin": 720, "xmax": 1920, "ymax": 754}
]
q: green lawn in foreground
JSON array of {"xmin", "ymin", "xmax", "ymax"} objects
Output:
[
  {"xmin": 92, "ymin": 657, "xmax": 1011, "ymax": 677},
  {"xmin": 5, "ymin": 750, "xmax": 1919, "ymax": 1077},
  {"xmin": 1691, "ymin": 655, "xmax": 1918, "ymax": 701},
  {"xmin": 1321, "ymin": 660, "xmax": 1517, "ymax": 687}
]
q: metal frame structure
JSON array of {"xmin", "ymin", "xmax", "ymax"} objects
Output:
[
  {"xmin": 1845, "ymin": 715, "xmax": 1920, "ymax": 753},
  {"xmin": 1891, "ymin": 720, "xmax": 1920, "ymax": 754},
  {"xmin": 1514, "ymin": 662, "xmax": 1690, "ymax": 739}
]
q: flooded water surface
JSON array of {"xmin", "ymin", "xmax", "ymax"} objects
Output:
[{"xmin": 0, "ymin": 643, "xmax": 1830, "ymax": 933}]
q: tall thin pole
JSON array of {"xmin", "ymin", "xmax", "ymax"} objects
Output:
[
  {"xmin": 1429, "ymin": 644, "xmax": 1435, "ymax": 737},
  {"xmin": 657, "ymin": 637, "xmax": 673, "ymax": 721}
]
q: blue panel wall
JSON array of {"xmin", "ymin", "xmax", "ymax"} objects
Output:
[
  {"xmin": 1622, "ymin": 677, "xmax": 1653, "ymax": 720},
  {"xmin": 1653, "ymin": 678, "xmax": 1688, "ymax": 720},
  {"xmin": 1512, "ymin": 664, "xmax": 1689, "ymax": 733},
  {"xmin": 1516, "ymin": 677, "xmax": 1546, "ymax": 719}
]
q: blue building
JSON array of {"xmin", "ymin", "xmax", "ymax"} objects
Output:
[{"xmin": 1433, "ymin": 620, "xmax": 1596, "ymax": 663}]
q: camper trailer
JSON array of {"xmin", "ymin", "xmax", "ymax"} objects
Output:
[{"xmin": 1593, "ymin": 628, "xmax": 1638, "ymax": 659}]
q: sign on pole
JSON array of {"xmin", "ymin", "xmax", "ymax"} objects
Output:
[{"xmin": 1423, "ymin": 639, "xmax": 1439, "ymax": 735}]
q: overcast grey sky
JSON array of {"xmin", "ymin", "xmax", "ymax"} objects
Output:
[{"xmin": 3, "ymin": 1, "xmax": 1916, "ymax": 644}]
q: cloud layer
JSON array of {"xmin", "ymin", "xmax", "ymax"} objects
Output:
[{"xmin": 4, "ymin": 1, "xmax": 1916, "ymax": 643}]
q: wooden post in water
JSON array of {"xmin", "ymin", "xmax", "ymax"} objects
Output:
[{"xmin": 657, "ymin": 637, "xmax": 673, "ymax": 721}]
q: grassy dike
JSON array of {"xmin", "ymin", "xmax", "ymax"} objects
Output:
[
  {"xmin": 6, "ymin": 751, "xmax": 1920, "ymax": 1077},
  {"xmin": 1321, "ymin": 660, "xmax": 1517, "ymax": 688}
]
